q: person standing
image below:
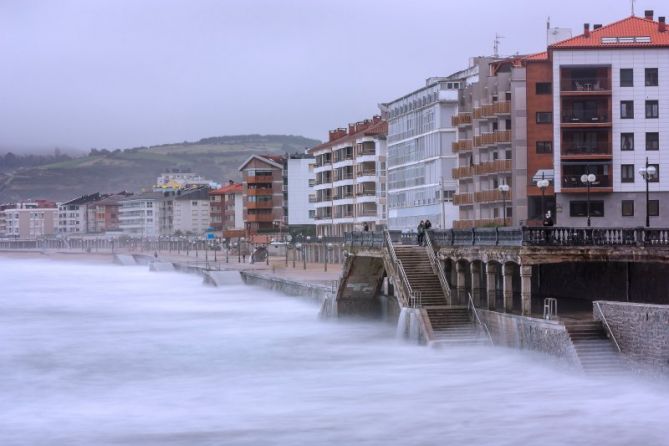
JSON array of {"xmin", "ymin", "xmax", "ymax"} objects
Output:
[
  {"xmin": 417, "ymin": 220, "xmax": 425, "ymax": 246},
  {"xmin": 424, "ymin": 219, "xmax": 432, "ymax": 246},
  {"xmin": 543, "ymin": 211, "xmax": 554, "ymax": 227},
  {"xmin": 363, "ymin": 222, "xmax": 369, "ymax": 232}
]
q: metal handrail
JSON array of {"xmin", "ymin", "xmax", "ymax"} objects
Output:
[
  {"xmin": 425, "ymin": 231, "xmax": 452, "ymax": 304},
  {"xmin": 594, "ymin": 302, "xmax": 621, "ymax": 353},
  {"xmin": 467, "ymin": 292, "xmax": 493, "ymax": 345},
  {"xmin": 384, "ymin": 229, "xmax": 420, "ymax": 308}
]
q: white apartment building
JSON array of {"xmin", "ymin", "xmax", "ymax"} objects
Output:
[
  {"xmin": 58, "ymin": 193, "xmax": 102, "ymax": 234},
  {"xmin": 118, "ymin": 192, "xmax": 162, "ymax": 236},
  {"xmin": 1, "ymin": 203, "xmax": 57, "ymax": 239},
  {"xmin": 173, "ymin": 187, "xmax": 211, "ymax": 234},
  {"xmin": 154, "ymin": 168, "xmax": 214, "ymax": 192},
  {"xmin": 308, "ymin": 116, "xmax": 387, "ymax": 236},
  {"xmin": 380, "ymin": 70, "xmax": 472, "ymax": 231},
  {"xmin": 551, "ymin": 14, "xmax": 669, "ymax": 226},
  {"xmin": 286, "ymin": 155, "xmax": 316, "ymax": 227}
]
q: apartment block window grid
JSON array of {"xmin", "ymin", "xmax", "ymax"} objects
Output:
[
  {"xmin": 621, "ymin": 133, "xmax": 634, "ymax": 151},
  {"xmin": 646, "ymin": 132, "xmax": 659, "ymax": 151},
  {"xmin": 645, "ymin": 100, "xmax": 659, "ymax": 119},
  {"xmin": 620, "ymin": 101, "xmax": 634, "ymax": 119}
]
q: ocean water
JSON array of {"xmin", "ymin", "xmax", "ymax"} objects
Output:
[{"xmin": 1, "ymin": 258, "xmax": 668, "ymax": 446}]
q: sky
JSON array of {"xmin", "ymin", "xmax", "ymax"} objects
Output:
[{"xmin": 1, "ymin": 0, "xmax": 665, "ymax": 152}]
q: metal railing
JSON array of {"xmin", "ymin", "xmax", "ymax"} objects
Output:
[
  {"xmin": 425, "ymin": 231, "xmax": 452, "ymax": 304},
  {"xmin": 383, "ymin": 229, "xmax": 421, "ymax": 308},
  {"xmin": 467, "ymin": 292, "xmax": 493, "ymax": 345},
  {"xmin": 594, "ymin": 302, "xmax": 621, "ymax": 353}
]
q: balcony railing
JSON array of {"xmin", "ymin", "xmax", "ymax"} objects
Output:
[
  {"xmin": 494, "ymin": 101, "xmax": 511, "ymax": 114},
  {"xmin": 474, "ymin": 190, "xmax": 509, "ymax": 203},
  {"xmin": 453, "ymin": 192, "xmax": 474, "ymax": 205},
  {"xmin": 451, "ymin": 112, "xmax": 473, "ymax": 126},
  {"xmin": 474, "ymin": 130, "xmax": 511, "ymax": 148},
  {"xmin": 356, "ymin": 170, "xmax": 376, "ymax": 177},
  {"xmin": 561, "ymin": 113, "xmax": 609, "ymax": 124},
  {"xmin": 560, "ymin": 78, "xmax": 611, "ymax": 93},
  {"xmin": 452, "ymin": 140, "xmax": 473, "ymax": 153},
  {"xmin": 452, "ymin": 166, "xmax": 474, "ymax": 180},
  {"xmin": 561, "ymin": 144, "xmax": 611, "ymax": 156},
  {"xmin": 475, "ymin": 159, "xmax": 512, "ymax": 175},
  {"xmin": 561, "ymin": 174, "xmax": 611, "ymax": 188}
]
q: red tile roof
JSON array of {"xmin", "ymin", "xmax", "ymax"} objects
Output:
[
  {"xmin": 210, "ymin": 183, "xmax": 242, "ymax": 195},
  {"xmin": 550, "ymin": 16, "xmax": 669, "ymax": 49},
  {"xmin": 524, "ymin": 51, "xmax": 548, "ymax": 61},
  {"xmin": 308, "ymin": 119, "xmax": 387, "ymax": 152}
]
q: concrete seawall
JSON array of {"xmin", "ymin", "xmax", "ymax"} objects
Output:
[{"xmin": 239, "ymin": 271, "xmax": 333, "ymax": 303}]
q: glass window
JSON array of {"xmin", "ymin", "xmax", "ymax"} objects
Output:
[
  {"xmin": 620, "ymin": 69, "xmax": 634, "ymax": 87},
  {"xmin": 536, "ymin": 82, "xmax": 552, "ymax": 94},
  {"xmin": 536, "ymin": 112, "xmax": 552, "ymax": 123},
  {"xmin": 620, "ymin": 101, "xmax": 634, "ymax": 119},
  {"xmin": 622, "ymin": 200, "xmax": 634, "ymax": 217},
  {"xmin": 569, "ymin": 200, "xmax": 604, "ymax": 217},
  {"xmin": 645, "ymin": 100, "xmax": 659, "ymax": 118},
  {"xmin": 621, "ymin": 164, "xmax": 635, "ymax": 183},
  {"xmin": 621, "ymin": 133, "xmax": 634, "ymax": 151},
  {"xmin": 536, "ymin": 141, "xmax": 553, "ymax": 153},
  {"xmin": 645, "ymin": 68, "xmax": 658, "ymax": 86},
  {"xmin": 649, "ymin": 164, "xmax": 660, "ymax": 182},
  {"xmin": 646, "ymin": 132, "xmax": 659, "ymax": 150},
  {"xmin": 649, "ymin": 200, "xmax": 659, "ymax": 217}
]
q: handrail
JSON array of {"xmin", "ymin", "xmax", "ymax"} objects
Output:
[
  {"xmin": 594, "ymin": 302, "xmax": 621, "ymax": 353},
  {"xmin": 467, "ymin": 292, "xmax": 493, "ymax": 345},
  {"xmin": 383, "ymin": 229, "xmax": 420, "ymax": 308},
  {"xmin": 425, "ymin": 231, "xmax": 452, "ymax": 304}
]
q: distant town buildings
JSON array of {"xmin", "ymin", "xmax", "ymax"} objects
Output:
[
  {"xmin": 0, "ymin": 201, "xmax": 57, "ymax": 239},
  {"xmin": 58, "ymin": 193, "xmax": 104, "ymax": 234},
  {"xmin": 118, "ymin": 192, "xmax": 163, "ymax": 236},
  {"xmin": 286, "ymin": 154, "xmax": 316, "ymax": 230},
  {"xmin": 238, "ymin": 155, "xmax": 287, "ymax": 236},
  {"xmin": 154, "ymin": 168, "xmax": 215, "ymax": 192},
  {"xmin": 172, "ymin": 187, "xmax": 211, "ymax": 234},
  {"xmin": 209, "ymin": 181, "xmax": 244, "ymax": 237}
]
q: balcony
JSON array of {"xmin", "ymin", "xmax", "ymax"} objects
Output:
[
  {"xmin": 246, "ymin": 213, "xmax": 274, "ymax": 223},
  {"xmin": 246, "ymin": 174, "xmax": 274, "ymax": 184},
  {"xmin": 451, "ymin": 112, "xmax": 473, "ymax": 127},
  {"xmin": 560, "ymin": 77, "xmax": 611, "ymax": 95},
  {"xmin": 474, "ymin": 104, "xmax": 496, "ymax": 119},
  {"xmin": 474, "ymin": 130, "xmax": 511, "ymax": 148},
  {"xmin": 475, "ymin": 190, "xmax": 508, "ymax": 203},
  {"xmin": 494, "ymin": 101, "xmax": 511, "ymax": 115},
  {"xmin": 475, "ymin": 159, "xmax": 512, "ymax": 175},
  {"xmin": 561, "ymin": 174, "xmax": 611, "ymax": 192},
  {"xmin": 452, "ymin": 140, "xmax": 473, "ymax": 153},
  {"xmin": 453, "ymin": 192, "xmax": 474, "ymax": 205},
  {"xmin": 247, "ymin": 188, "xmax": 273, "ymax": 195},
  {"xmin": 246, "ymin": 202, "xmax": 273, "ymax": 210},
  {"xmin": 452, "ymin": 166, "xmax": 474, "ymax": 180},
  {"xmin": 561, "ymin": 113, "xmax": 610, "ymax": 127},
  {"xmin": 561, "ymin": 143, "xmax": 612, "ymax": 160}
]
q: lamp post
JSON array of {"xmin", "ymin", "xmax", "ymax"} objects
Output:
[
  {"xmin": 305, "ymin": 235, "xmax": 311, "ymax": 266},
  {"xmin": 224, "ymin": 238, "xmax": 229, "ymax": 263},
  {"xmin": 325, "ymin": 242, "xmax": 333, "ymax": 272},
  {"xmin": 536, "ymin": 177, "xmax": 550, "ymax": 222},
  {"xmin": 498, "ymin": 183, "xmax": 510, "ymax": 226},
  {"xmin": 639, "ymin": 158, "xmax": 658, "ymax": 227},
  {"xmin": 580, "ymin": 170, "xmax": 597, "ymax": 227},
  {"xmin": 241, "ymin": 237, "xmax": 246, "ymax": 263},
  {"xmin": 294, "ymin": 242, "xmax": 301, "ymax": 268}
]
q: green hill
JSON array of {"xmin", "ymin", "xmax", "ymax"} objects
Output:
[{"xmin": 0, "ymin": 134, "xmax": 320, "ymax": 202}]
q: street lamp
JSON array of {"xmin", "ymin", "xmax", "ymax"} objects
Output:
[
  {"xmin": 240, "ymin": 237, "xmax": 246, "ymax": 263},
  {"xmin": 498, "ymin": 183, "xmax": 510, "ymax": 226},
  {"xmin": 639, "ymin": 158, "xmax": 658, "ymax": 228},
  {"xmin": 294, "ymin": 242, "xmax": 301, "ymax": 268},
  {"xmin": 580, "ymin": 171, "xmax": 597, "ymax": 227},
  {"xmin": 325, "ymin": 242, "xmax": 333, "ymax": 272},
  {"xmin": 536, "ymin": 177, "xmax": 550, "ymax": 222}
]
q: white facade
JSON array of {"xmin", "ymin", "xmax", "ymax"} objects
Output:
[
  {"xmin": 382, "ymin": 78, "xmax": 463, "ymax": 230},
  {"xmin": 173, "ymin": 197, "xmax": 211, "ymax": 234},
  {"xmin": 552, "ymin": 47, "xmax": 669, "ymax": 226},
  {"xmin": 2, "ymin": 205, "xmax": 57, "ymax": 239},
  {"xmin": 58, "ymin": 203, "xmax": 89, "ymax": 234},
  {"xmin": 286, "ymin": 157, "xmax": 316, "ymax": 226},
  {"xmin": 118, "ymin": 195, "xmax": 161, "ymax": 236}
]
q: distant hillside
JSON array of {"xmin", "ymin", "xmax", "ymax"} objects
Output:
[{"xmin": 0, "ymin": 134, "xmax": 320, "ymax": 202}]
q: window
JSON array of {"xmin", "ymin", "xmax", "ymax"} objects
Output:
[
  {"xmin": 646, "ymin": 132, "xmax": 659, "ymax": 150},
  {"xmin": 536, "ymin": 82, "xmax": 552, "ymax": 94},
  {"xmin": 620, "ymin": 101, "xmax": 634, "ymax": 119},
  {"xmin": 621, "ymin": 133, "xmax": 634, "ymax": 151},
  {"xmin": 645, "ymin": 100, "xmax": 659, "ymax": 118},
  {"xmin": 536, "ymin": 112, "xmax": 552, "ymax": 123},
  {"xmin": 620, "ymin": 68, "xmax": 634, "ymax": 87},
  {"xmin": 536, "ymin": 141, "xmax": 553, "ymax": 153},
  {"xmin": 621, "ymin": 164, "xmax": 635, "ymax": 183},
  {"xmin": 645, "ymin": 68, "xmax": 658, "ymax": 86},
  {"xmin": 649, "ymin": 200, "xmax": 659, "ymax": 217},
  {"xmin": 505, "ymin": 92, "xmax": 512, "ymax": 101},
  {"xmin": 570, "ymin": 200, "xmax": 605, "ymax": 217},
  {"xmin": 192, "ymin": 201, "xmax": 198, "ymax": 206},
  {"xmin": 622, "ymin": 200, "xmax": 635, "ymax": 217},
  {"xmin": 648, "ymin": 164, "xmax": 660, "ymax": 182}
]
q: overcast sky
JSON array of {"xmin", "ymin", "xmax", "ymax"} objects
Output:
[{"xmin": 1, "ymin": 0, "xmax": 664, "ymax": 152}]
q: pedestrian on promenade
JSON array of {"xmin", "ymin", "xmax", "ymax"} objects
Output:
[
  {"xmin": 363, "ymin": 222, "xmax": 369, "ymax": 232},
  {"xmin": 417, "ymin": 220, "xmax": 425, "ymax": 246},
  {"xmin": 543, "ymin": 211, "xmax": 554, "ymax": 227},
  {"xmin": 424, "ymin": 219, "xmax": 432, "ymax": 245}
]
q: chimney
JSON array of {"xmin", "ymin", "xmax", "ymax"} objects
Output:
[
  {"xmin": 348, "ymin": 123, "xmax": 356, "ymax": 135},
  {"xmin": 660, "ymin": 17, "xmax": 666, "ymax": 32},
  {"xmin": 593, "ymin": 24, "xmax": 602, "ymax": 30},
  {"xmin": 228, "ymin": 179, "xmax": 234, "ymax": 185},
  {"xmin": 645, "ymin": 10, "xmax": 654, "ymax": 20},
  {"xmin": 583, "ymin": 23, "xmax": 590, "ymax": 37}
]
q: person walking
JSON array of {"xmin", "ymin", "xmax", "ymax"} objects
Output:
[
  {"xmin": 417, "ymin": 220, "xmax": 425, "ymax": 246},
  {"xmin": 424, "ymin": 219, "xmax": 432, "ymax": 246}
]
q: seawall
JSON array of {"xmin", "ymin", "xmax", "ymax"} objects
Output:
[{"xmin": 239, "ymin": 271, "xmax": 333, "ymax": 303}]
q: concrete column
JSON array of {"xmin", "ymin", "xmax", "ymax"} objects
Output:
[
  {"xmin": 470, "ymin": 262, "xmax": 482, "ymax": 307},
  {"xmin": 486, "ymin": 262, "xmax": 497, "ymax": 311},
  {"xmin": 520, "ymin": 265, "xmax": 533, "ymax": 316},
  {"xmin": 503, "ymin": 263, "xmax": 514, "ymax": 313},
  {"xmin": 456, "ymin": 261, "xmax": 467, "ymax": 305}
]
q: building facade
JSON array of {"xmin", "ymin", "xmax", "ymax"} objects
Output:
[
  {"xmin": 238, "ymin": 155, "xmax": 286, "ymax": 235},
  {"xmin": 173, "ymin": 187, "xmax": 211, "ymax": 235},
  {"xmin": 550, "ymin": 13, "xmax": 669, "ymax": 226},
  {"xmin": 1, "ymin": 202, "xmax": 57, "ymax": 239},
  {"xmin": 209, "ymin": 181, "xmax": 244, "ymax": 237},
  {"xmin": 58, "ymin": 193, "xmax": 102, "ymax": 234},
  {"xmin": 88, "ymin": 192, "xmax": 133, "ymax": 233},
  {"xmin": 308, "ymin": 116, "xmax": 387, "ymax": 236},
  {"xmin": 118, "ymin": 192, "xmax": 162, "ymax": 236},
  {"xmin": 286, "ymin": 154, "xmax": 316, "ymax": 231}
]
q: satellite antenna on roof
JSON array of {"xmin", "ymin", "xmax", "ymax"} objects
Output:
[
  {"xmin": 631, "ymin": 0, "xmax": 636, "ymax": 16},
  {"xmin": 493, "ymin": 33, "xmax": 504, "ymax": 57}
]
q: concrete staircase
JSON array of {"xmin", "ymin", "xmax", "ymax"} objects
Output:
[
  {"xmin": 426, "ymin": 307, "xmax": 488, "ymax": 346},
  {"xmin": 394, "ymin": 245, "xmax": 448, "ymax": 307},
  {"xmin": 565, "ymin": 321, "xmax": 627, "ymax": 375}
]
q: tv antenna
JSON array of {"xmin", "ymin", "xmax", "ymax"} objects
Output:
[
  {"xmin": 493, "ymin": 33, "xmax": 504, "ymax": 57},
  {"xmin": 630, "ymin": 0, "xmax": 636, "ymax": 16}
]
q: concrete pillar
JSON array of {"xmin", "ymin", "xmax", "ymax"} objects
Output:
[
  {"xmin": 520, "ymin": 265, "xmax": 532, "ymax": 316},
  {"xmin": 486, "ymin": 262, "xmax": 497, "ymax": 311},
  {"xmin": 455, "ymin": 261, "xmax": 466, "ymax": 305},
  {"xmin": 503, "ymin": 263, "xmax": 514, "ymax": 313},
  {"xmin": 470, "ymin": 262, "xmax": 482, "ymax": 307}
]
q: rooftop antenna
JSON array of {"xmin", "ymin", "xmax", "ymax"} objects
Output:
[
  {"xmin": 546, "ymin": 16, "xmax": 550, "ymax": 46},
  {"xmin": 631, "ymin": 0, "xmax": 636, "ymax": 16},
  {"xmin": 493, "ymin": 33, "xmax": 504, "ymax": 57}
]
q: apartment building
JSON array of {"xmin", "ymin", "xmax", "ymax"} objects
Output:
[
  {"xmin": 452, "ymin": 57, "xmax": 528, "ymax": 227},
  {"xmin": 173, "ymin": 187, "xmax": 211, "ymax": 235},
  {"xmin": 549, "ymin": 12, "xmax": 669, "ymax": 226},
  {"xmin": 210, "ymin": 181, "xmax": 244, "ymax": 236},
  {"xmin": 58, "ymin": 193, "xmax": 103, "ymax": 234},
  {"xmin": 238, "ymin": 155, "xmax": 286, "ymax": 235},
  {"xmin": 118, "ymin": 192, "xmax": 163, "ymax": 236},
  {"xmin": 1, "ymin": 201, "xmax": 57, "ymax": 239},
  {"xmin": 286, "ymin": 154, "xmax": 316, "ymax": 232},
  {"xmin": 307, "ymin": 116, "xmax": 387, "ymax": 236},
  {"xmin": 381, "ymin": 71, "xmax": 470, "ymax": 231},
  {"xmin": 154, "ymin": 168, "xmax": 213, "ymax": 192},
  {"xmin": 87, "ymin": 192, "xmax": 133, "ymax": 233}
]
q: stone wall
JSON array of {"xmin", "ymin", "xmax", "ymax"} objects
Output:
[
  {"xmin": 478, "ymin": 310, "xmax": 580, "ymax": 367},
  {"xmin": 240, "ymin": 271, "xmax": 332, "ymax": 303},
  {"xmin": 594, "ymin": 301, "xmax": 669, "ymax": 374}
]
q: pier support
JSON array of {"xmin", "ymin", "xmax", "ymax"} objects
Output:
[
  {"xmin": 486, "ymin": 262, "xmax": 497, "ymax": 311},
  {"xmin": 520, "ymin": 265, "xmax": 532, "ymax": 316},
  {"xmin": 456, "ymin": 261, "xmax": 467, "ymax": 306},
  {"xmin": 471, "ymin": 262, "xmax": 482, "ymax": 307},
  {"xmin": 503, "ymin": 263, "xmax": 514, "ymax": 313}
]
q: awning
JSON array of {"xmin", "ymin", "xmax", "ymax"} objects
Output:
[{"xmin": 532, "ymin": 169, "xmax": 554, "ymax": 183}]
